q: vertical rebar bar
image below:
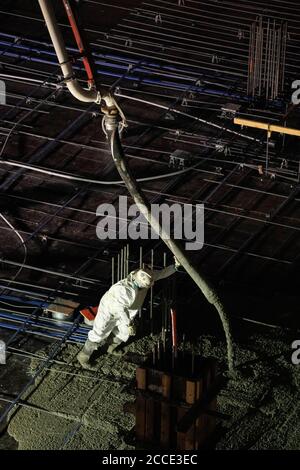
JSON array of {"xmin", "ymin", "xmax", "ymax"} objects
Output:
[
  {"xmin": 126, "ymin": 244, "xmax": 129, "ymax": 276},
  {"xmin": 162, "ymin": 327, "xmax": 166, "ymax": 353},
  {"xmin": 266, "ymin": 20, "xmax": 272, "ymax": 100},
  {"xmin": 152, "ymin": 344, "xmax": 156, "ymax": 366},
  {"xmin": 117, "ymin": 253, "xmax": 120, "ymax": 281},
  {"xmin": 266, "ymin": 132, "xmax": 270, "ymax": 175},
  {"xmin": 123, "ymin": 248, "xmax": 126, "ymax": 278},
  {"xmin": 278, "ymin": 25, "xmax": 282, "ymax": 94},
  {"xmin": 258, "ymin": 16, "xmax": 263, "ymax": 96},
  {"xmin": 264, "ymin": 18, "xmax": 270, "ymax": 93},
  {"xmin": 191, "ymin": 345, "xmax": 195, "ymax": 375},
  {"xmin": 138, "ymin": 246, "xmax": 142, "ymax": 318},
  {"xmin": 271, "ymin": 21, "xmax": 276, "ymax": 100},
  {"xmin": 112, "ymin": 257, "xmax": 114, "ymax": 285},
  {"xmin": 150, "ymin": 248, "xmax": 154, "ymax": 335},
  {"xmin": 247, "ymin": 23, "xmax": 254, "ymax": 95},
  {"xmin": 163, "ymin": 252, "xmax": 168, "ymax": 332},
  {"xmin": 253, "ymin": 24, "xmax": 259, "ymax": 94},
  {"xmin": 120, "ymin": 248, "xmax": 123, "ymax": 280},
  {"xmin": 281, "ymin": 23, "xmax": 287, "ymax": 93}
]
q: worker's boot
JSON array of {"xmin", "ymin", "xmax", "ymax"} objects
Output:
[
  {"xmin": 107, "ymin": 337, "xmax": 124, "ymax": 356},
  {"xmin": 77, "ymin": 339, "xmax": 99, "ymax": 369}
]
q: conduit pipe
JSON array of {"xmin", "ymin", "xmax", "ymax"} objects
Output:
[
  {"xmin": 38, "ymin": 0, "xmax": 234, "ymax": 372},
  {"xmin": 38, "ymin": 0, "xmax": 100, "ymax": 103}
]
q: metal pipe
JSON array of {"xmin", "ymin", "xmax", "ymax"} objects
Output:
[
  {"xmin": 0, "ymin": 320, "xmax": 85, "ymax": 344},
  {"xmin": 62, "ymin": 0, "xmax": 95, "ymax": 88},
  {"xmin": 38, "ymin": 0, "xmax": 100, "ymax": 103}
]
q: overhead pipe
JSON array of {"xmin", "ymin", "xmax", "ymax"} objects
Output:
[
  {"xmin": 61, "ymin": 0, "xmax": 96, "ymax": 88},
  {"xmin": 0, "ymin": 31, "xmax": 245, "ymax": 84},
  {"xmin": 0, "ymin": 41, "xmax": 250, "ymax": 101},
  {"xmin": 38, "ymin": 1, "xmax": 234, "ymax": 373},
  {"xmin": 38, "ymin": 0, "xmax": 101, "ymax": 103}
]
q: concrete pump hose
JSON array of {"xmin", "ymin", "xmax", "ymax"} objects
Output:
[{"xmin": 108, "ymin": 125, "xmax": 234, "ymax": 373}]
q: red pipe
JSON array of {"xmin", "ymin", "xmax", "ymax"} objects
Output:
[
  {"xmin": 62, "ymin": 0, "xmax": 95, "ymax": 87},
  {"xmin": 170, "ymin": 308, "xmax": 178, "ymax": 350}
]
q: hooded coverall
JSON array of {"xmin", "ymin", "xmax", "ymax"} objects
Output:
[{"xmin": 88, "ymin": 265, "xmax": 176, "ymax": 346}]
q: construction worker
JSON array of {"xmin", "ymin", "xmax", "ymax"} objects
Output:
[{"xmin": 77, "ymin": 257, "xmax": 180, "ymax": 368}]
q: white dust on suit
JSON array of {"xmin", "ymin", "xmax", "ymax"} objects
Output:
[{"xmin": 88, "ymin": 265, "xmax": 176, "ymax": 345}]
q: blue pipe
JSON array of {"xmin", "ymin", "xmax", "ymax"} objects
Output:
[
  {"xmin": 0, "ymin": 320, "xmax": 86, "ymax": 343},
  {"xmin": 0, "ymin": 35, "xmax": 252, "ymax": 101},
  {"xmin": 0, "ymin": 32, "xmax": 286, "ymax": 107},
  {"xmin": 0, "ymin": 293, "xmax": 48, "ymax": 308},
  {"xmin": 0, "ymin": 47, "xmax": 250, "ymax": 101},
  {"xmin": 0, "ymin": 310, "xmax": 90, "ymax": 335},
  {"xmin": 0, "ymin": 284, "xmax": 54, "ymax": 301},
  {"xmin": 0, "ymin": 31, "xmax": 241, "ymax": 80}
]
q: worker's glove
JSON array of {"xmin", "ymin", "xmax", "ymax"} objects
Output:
[
  {"xmin": 174, "ymin": 256, "xmax": 181, "ymax": 270},
  {"xmin": 128, "ymin": 324, "xmax": 136, "ymax": 337}
]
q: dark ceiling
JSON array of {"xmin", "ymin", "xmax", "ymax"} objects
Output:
[{"xmin": 0, "ymin": 0, "xmax": 299, "ymax": 324}]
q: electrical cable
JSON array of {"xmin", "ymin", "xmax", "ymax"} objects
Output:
[
  {"xmin": 0, "ymin": 300, "xmax": 36, "ymax": 309},
  {"xmin": 0, "ymin": 158, "xmax": 201, "ymax": 184},
  {"xmin": 0, "ymin": 212, "xmax": 27, "ymax": 287}
]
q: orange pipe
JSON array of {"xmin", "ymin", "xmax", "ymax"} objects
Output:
[
  {"xmin": 170, "ymin": 308, "xmax": 178, "ymax": 349},
  {"xmin": 62, "ymin": 0, "xmax": 95, "ymax": 87}
]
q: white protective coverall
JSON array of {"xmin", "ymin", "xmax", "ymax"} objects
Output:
[{"xmin": 88, "ymin": 265, "xmax": 176, "ymax": 345}]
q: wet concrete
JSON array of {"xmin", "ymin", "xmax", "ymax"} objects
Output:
[{"xmin": 1, "ymin": 327, "xmax": 299, "ymax": 450}]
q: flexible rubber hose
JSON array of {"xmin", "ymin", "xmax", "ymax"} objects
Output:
[{"xmin": 108, "ymin": 126, "xmax": 234, "ymax": 373}]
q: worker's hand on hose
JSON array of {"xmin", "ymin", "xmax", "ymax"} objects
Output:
[
  {"xmin": 174, "ymin": 256, "xmax": 181, "ymax": 270},
  {"xmin": 128, "ymin": 323, "xmax": 136, "ymax": 337}
]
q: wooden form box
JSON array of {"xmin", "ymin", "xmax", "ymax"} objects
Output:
[{"xmin": 134, "ymin": 353, "xmax": 217, "ymax": 450}]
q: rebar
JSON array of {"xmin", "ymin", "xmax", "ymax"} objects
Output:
[{"xmin": 248, "ymin": 16, "xmax": 287, "ymax": 101}]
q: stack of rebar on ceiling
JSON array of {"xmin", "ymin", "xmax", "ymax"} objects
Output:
[{"xmin": 247, "ymin": 16, "xmax": 288, "ymax": 101}]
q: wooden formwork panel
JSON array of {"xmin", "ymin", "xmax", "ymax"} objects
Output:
[{"xmin": 134, "ymin": 356, "xmax": 218, "ymax": 450}]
